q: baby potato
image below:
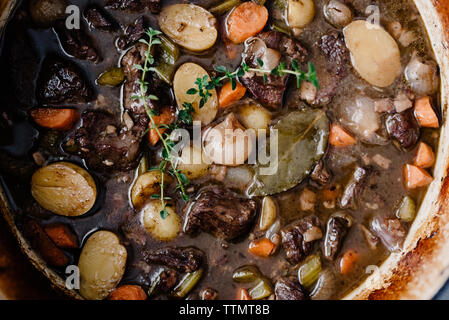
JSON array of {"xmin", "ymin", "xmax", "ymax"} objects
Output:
[
  {"xmin": 78, "ymin": 231, "xmax": 127, "ymax": 300},
  {"xmin": 174, "ymin": 63, "xmax": 218, "ymax": 125},
  {"xmin": 177, "ymin": 145, "xmax": 211, "ymax": 179},
  {"xmin": 287, "ymin": 0, "xmax": 315, "ymax": 29},
  {"xmin": 344, "ymin": 20, "xmax": 401, "ymax": 87},
  {"xmin": 142, "ymin": 201, "xmax": 181, "ymax": 241},
  {"xmin": 158, "ymin": 4, "xmax": 218, "ymax": 52},
  {"xmin": 237, "ymin": 104, "xmax": 271, "ymax": 133},
  {"xmin": 131, "ymin": 171, "xmax": 172, "ymax": 209},
  {"xmin": 31, "ymin": 162, "xmax": 97, "ymax": 217}
]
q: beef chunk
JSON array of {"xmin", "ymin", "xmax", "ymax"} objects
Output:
[
  {"xmin": 155, "ymin": 268, "xmax": 178, "ymax": 293},
  {"xmin": 54, "ymin": 21, "xmax": 101, "ymax": 63},
  {"xmin": 258, "ymin": 31, "xmax": 308, "ymax": 63},
  {"xmin": 310, "ymin": 160, "xmax": 332, "ymax": 187},
  {"xmin": 37, "ymin": 58, "xmax": 93, "ymax": 105},
  {"xmin": 386, "ymin": 110, "xmax": 420, "ymax": 149},
  {"xmin": 66, "ymin": 111, "xmax": 145, "ymax": 172},
  {"xmin": 200, "ymin": 288, "xmax": 219, "ymax": 300},
  {"xmin": 313, "ymin": 33, "xmax": 349, "ymax": 106},
  {"xmin": 84, "ymin": 6, "xmax": 119, "ymax": 31},
  {"xmin": 241, "ymin": 31, "xmax": 307, "ymax": 108},
  {"xmin": 281, "ymin": 215, "xmax": 322, "ymax": 264},
  {"xmin": 183, "ymin": 185, "xmax": 257, "ymax": 241},
  {"xmin": 22, "ymin": 220, "xmax": 69, "ymax": 267},
  {"xmin": 116, "ymin": 17, "xmax": 145, "ymax": 50},
  {"xmin": 323, "ymin": 214, "xmax": 352, "ymax": 260},
  {"xmin": 106, "ymin": 0, "xmax": 161, "ymax": 13},
  {"xmin": 275, "ymin": 277, "xmax": 308, "ymax": 300},
  {"xmin": 371, "ymin": 217, "xmax": 406, "ymax": 252},
  {"xmin": 340, "ymin": 166, "xmax": 371, "ymax": 209},
  {"xmin": 145, "ymin": 247, "xmax": 205, "ymax": 273}
]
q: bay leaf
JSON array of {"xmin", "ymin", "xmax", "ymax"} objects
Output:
[{"xmin": 248, "ymin": 109, "xmax": 329, "ymax": 196}]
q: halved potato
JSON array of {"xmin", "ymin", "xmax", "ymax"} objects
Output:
[
  {"xmin": 287, "ymin": 0, "xmax": 315, "ymax": 29},
  {"xmin": 173, "ymin": 63, "xmax": 218, "ymax": 125},
  {"xmin": 31, "ymin": 162, "xmax": 97, "ymax": 217},
  {"xmin": 177, "ymin": 144, "xmax": 211, "ymax": 179},
  {"xmin": 158, "ymin": 4, "xmax": 218, "ymax": 52},
  {"xmin": 343, "ymin": 20, "xmax": 401, "ymax": 87},
  {"xmin": 78, "ymin": 231, "xmax": 127, "ymax": 300},
  {"xmin": 237, "ymin": 104, "xmax": 271, "ymax": 132},
  {"xmin": 142, "ymin": 201, "xmax": 181, "ymax": 241},
  {"xmin": 131, "ymin": 171, "xmax": 172, "ymax": 209}
]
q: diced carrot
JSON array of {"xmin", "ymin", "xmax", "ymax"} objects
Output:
[
  {"xmin": 148, "ymin": 107, "xmax": 176, "ymax": 146},
  {"xmin": 226, "ymin": 2, "xmax": 268, "ymax": 44},
  {"xmin": 329, "ymin": 124, "xmax": 356, "ymax": 147},
  {"xmin": 248, "ymin": 238, "xmax": 275, "ymax": 258},
  {"xmin": 237, "ymin": 288, "xmax": 252, "ymax": 300},
  {"xmin": 108, "ymin": 285, "xmax": 147, "ymax": 300},
  {"xmin": 44, "ymin": 223, "xmax": 79, "ymax": 249},
  {"xmin": 30, "ymin": 108, "xmax": 79, "ymax": 131},
  {"xmin": 414, "ymin": 96, "xmax": 439, "ymax": 128},
  {"xmin": 414, "ymin": 142, "xmax": 435, "ymax": 169},
  {"xmin": 403, "ymin": 164, "xmax": 433, "ymax": 189},
  {"xmin": 219, "ymin": 81, "xmax": 247, "ymax": 108},
  {"xmin": 339, "ymin": 249, "xmax": 359, "ymax": 275}
]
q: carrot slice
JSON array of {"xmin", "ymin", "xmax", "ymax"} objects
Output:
[
  {"xmin": 108, "ymin": 285, "xmax": 147, "ymax": 300},
  {"xmin": 44, "ymin": 223, "xmax": 79, "ymax": 249},
  {"xmin": 238, "ymin": 288, "xmax": 252, "ymax": 300},
  {"xmin": 248, "ymin": 238, "xmax": 275, "ymax": 258},
  {"xmin": 329, "ymin": 124, "xmax": 356, "ymax": 147},
  {"xmin": 30, "ymin": 108, "xmax": 79, "ymax": 131},
  {"xmin": 414, "ymin": 96, "xmax": 439, "ymax": 128},
  {"xmin": 403, "ymin": 164, "xmax": 433, "ymax": 189},
  {"xmin": 219, "ymin": 81, "xmax": 247, "ymax": 108},
  {"xmin": 414, "ymin": 142, "xmax": 435, "ymax": 169},
  {"xmin": 226, "ymin": 2, "xmax": 268, "ymax": 44},
  {"xmin": 148, "ymin": 107, "xmax": 176, "ymax": 146},
  {"xmin": 339, "ymin": 249, "xmax": 358, "ymax": 275}
]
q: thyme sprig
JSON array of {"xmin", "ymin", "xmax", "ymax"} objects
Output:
[
  {"xmin": 133, "ymin": 28, "xmax": 190, "ymax": 218},
  {"xmin": 185, "ymin": 59, "xmax": 319, "ymax": 117}
]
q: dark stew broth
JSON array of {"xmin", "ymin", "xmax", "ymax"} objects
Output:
[{"xmin": 0, "ymin": 0, "xmax": 441, "ymax": 300}]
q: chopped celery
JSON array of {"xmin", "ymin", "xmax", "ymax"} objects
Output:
[
  {"xmin": 298, "ymin": 254, "xmax": 322, "ymax": 289},
  {"xmin": 138, "ymin": 152, "xmax": 149, "ymax": 176},
  {"xmin": 171, "ymin": 268, "xmax": 203, "ymax": 298},
  {"xmin": 272, "ymin": 0, "xmax": 286, "ymax": 10},
  {"xmin": 97, "ymin": 67, "xmax": 125, "ymax": 87},
  {"xmin": 155, "ymin": 35, "xmax": 179, "ymax": 84},
  {"xmin": 271, "ymin": 21, "xmax": 291, "ymax": 35},
  {"xmin": 248, "ymin": 279, "xmax": 272, "ymax": 300},
  {"xmin": 395, "ymin": 195, "xmax": 416, "ymax": 222},
  {"xmin": 232, "ymin": 265, "xmax": 261, "ymax": 283},
  {"xmin": 209, "ymin": 0, "xmax": 241, "ymax": 15}
]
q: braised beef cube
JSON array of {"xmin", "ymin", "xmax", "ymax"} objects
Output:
[
  {"xmin": 275, "ymin": 277, "xmax": 308, "ymax": 300},
  {"xmin": 310, "ymin": 160, "xmax": 332, "ymax": 187},
  {"xmin": 54, "ymin": 21, "xmax": 101, "ymax": 63},
  {"xmin": 84, "ymin": 6, "xmax": 119, "ymax": 31},
  {"xmin": 258, "ymin": 31, "xmax": 308, "ymax": 63},
  {"xmin": 371, "ymin": 217, "xmax": 406, "ymax": 252},
  {"xmin": 37, "ymin": 58, "xmax": 93, "ymax": 105},
  {"xmin": 117, "ymin": 17, "xmax": 145, "ymax": 50},
  {"xmin": 200, "ymin": 288, "xmax": 219, "ymax": 300},
  {"xmin": 22, "ymin": 220, "xmax": 69, "ymax": 267},
  {"xmin": 386, "ymin": 110, "xmax": 420, "ymax": 149},
  {"xmin": 106, "ymin": 0, "xmax": 161, "ymax": 13},
  {"xmin": 340, "ymin": 166, "xmax": 371, "ymax": 209},
  {"xmin": 323, "ymin": 214, "xmax": 352, "ymax": 260},
  {"xmin": 145, "ymin": 247, "xmax": 205, "ymax": 273},
  {"xmin": 281, "ymin": 215, "xmax": 322, "ymax": 264},
  {"xmin": 183, "ymin": 185, "xmax": 257, "ymax": 241},
  {"xmin": 313, "ymin": 33, "xmax": 349, "ymax": 106},
  {"xmin": 67, "ymin": 111, "xmax": 144, "ymax": 172},
  {"xmin": 240, "ymin": 75, "xmax": 287, "ymax": 108}
]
